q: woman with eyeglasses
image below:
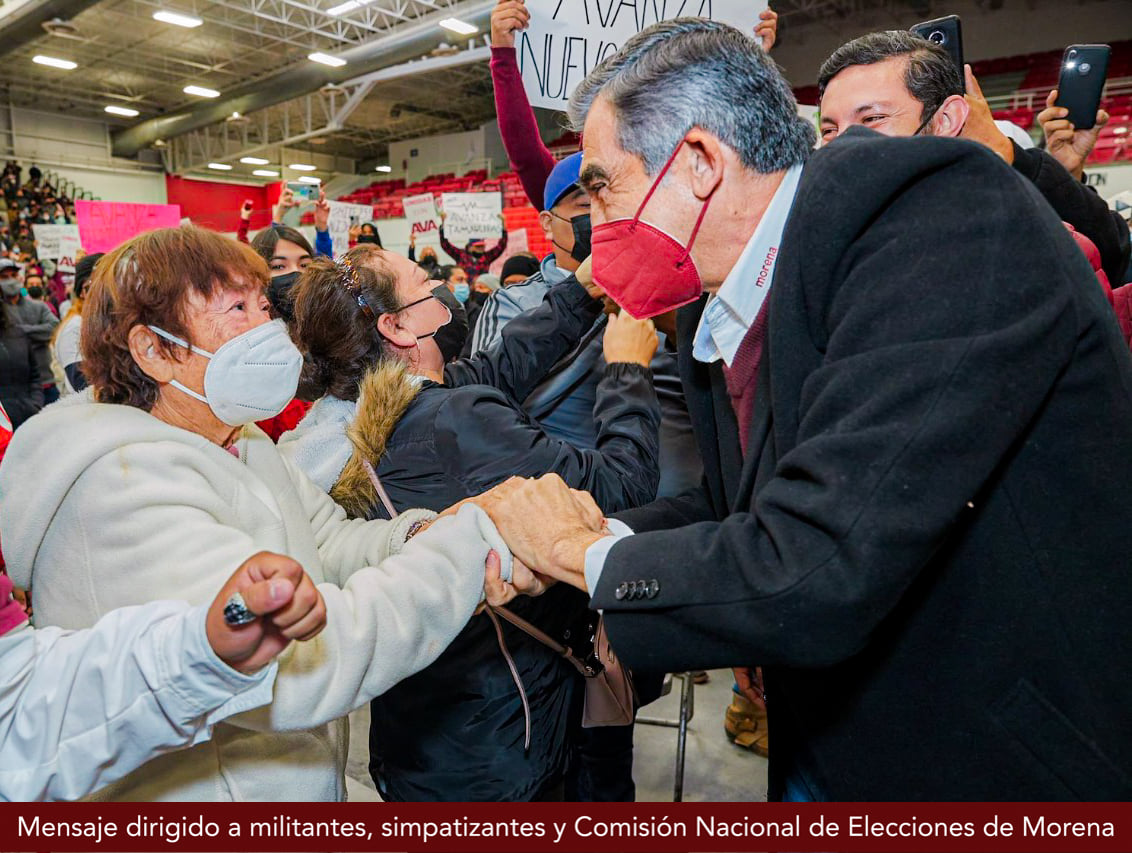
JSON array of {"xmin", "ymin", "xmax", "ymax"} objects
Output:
[{"xmin": 280, "ymin": 244, "xmax": 663, "ymax": 802}]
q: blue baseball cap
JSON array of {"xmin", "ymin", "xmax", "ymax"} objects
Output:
[{"xmin": 543, "ymin": 151, "xmax": 584, "ymax": 212}]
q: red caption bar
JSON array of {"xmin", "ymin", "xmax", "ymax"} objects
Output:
[{"xmin": 1, "ymin": 802, "xmax": 1126, "ymax": 853}]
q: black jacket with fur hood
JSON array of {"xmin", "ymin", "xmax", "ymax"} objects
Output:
[{"xmin": 281, "ymin": 277, "xmax": 662, "ymax": 801}]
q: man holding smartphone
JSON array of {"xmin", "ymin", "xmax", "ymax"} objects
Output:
[{"xmin": 817, "ymin": 31, "xmax": 1130, "ymax": 286}]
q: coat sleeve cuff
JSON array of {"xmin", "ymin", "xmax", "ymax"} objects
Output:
[
  {"xmin": 386, "ymin": 508, "xmax": 439, "ymax": 556},
  {"xmin": 585, "ymin": 519, "xmax": 633, "ymax": 596}
]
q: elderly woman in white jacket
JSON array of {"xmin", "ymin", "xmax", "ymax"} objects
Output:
[{"xmin": 0, "ymin": 226, "xmax": 530, "ymax": 802}]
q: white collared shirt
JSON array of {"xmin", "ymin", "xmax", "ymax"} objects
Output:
[{"xmin": 691, "ymin": 163, "xmax": 804, "ymax": 367}]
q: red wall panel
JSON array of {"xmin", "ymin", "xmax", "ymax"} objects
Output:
[{"xmin": 165, "ymin": 176, "xmax": 276, "ymax": 234}]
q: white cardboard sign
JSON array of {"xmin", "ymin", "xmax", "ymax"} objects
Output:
[
  {"xmin": 32, "ymin": 224, "xmax": 82, "ymax": 272},
  {"xmin": 441, "ymin": 193, "xmax": 503, "ymax": 246},
  {"xmin": 519, "ymin": 0, "xmax": 767, "ymax": 111},
  {"xmin": 326, "ymin": 200, "xmax": 375, "ymax": 258},
  {"xmin": 403, "ymin": 193, "xmax": 439, "ymax": 237}
]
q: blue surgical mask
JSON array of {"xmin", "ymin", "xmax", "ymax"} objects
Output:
[{"xmin": 452, "ymin": 283, "xmax": 470, "ymax": 304}]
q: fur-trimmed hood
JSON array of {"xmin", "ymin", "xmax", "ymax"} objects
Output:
[{"xmin": 278, "ymin": 361, "xmax": 421, "ymax": 518}]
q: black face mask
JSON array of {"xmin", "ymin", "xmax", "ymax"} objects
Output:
[
  {"xmin": 552, "ymin": 212, "xmax": 592, "ymax": 263},
  {"xmin": 357, "ymin": 234, "xmax": 380, "ymax": 245},
  {"xmin": 267, "ymin": 271, "xmax": 301, "ymax": 323},
  {"xmin": 429, "ymin": 283, "xmax": 468, "ymax": 363}
]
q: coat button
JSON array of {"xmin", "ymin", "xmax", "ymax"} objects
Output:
[
  {"xmin": 646, "ymin": 579, "xmax": 660, "ymax": 599},
  {"xmin": 615, "ymin": 582, "xmax": 629, "ymax": 601}
]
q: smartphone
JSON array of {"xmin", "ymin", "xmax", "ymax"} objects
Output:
[
  {"xmin": 911, "ymin": 15, "xmax": 964, "ymax": 87},
  {"xmin": 1055, "ymin": 45, "xmax": 1110, "ymax": 129},
  {"xmin": 286, "ymin": 181, "xmax": 317, "ymax": 202}
]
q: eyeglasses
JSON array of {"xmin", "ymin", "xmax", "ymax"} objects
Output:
[{"xmin": 393, "ymin": 292, "xmax": 452, "ymax": 341}]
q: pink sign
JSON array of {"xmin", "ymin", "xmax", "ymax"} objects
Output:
[{"xmin": 75, "ymin": 200, "xmax": 184, "ymax": 253}]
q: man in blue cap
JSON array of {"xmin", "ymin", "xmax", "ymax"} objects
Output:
[
  {"xmin": 470, "ymin": 152, "xmax": 591, "ymax": 373},
  {"xmin": 472, "ymin": 152, "xmax": 703, "ymax": 499}
]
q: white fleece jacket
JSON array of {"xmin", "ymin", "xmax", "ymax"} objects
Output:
[{"xmin": 0, "ymin": 394, "xmax": 507, "ymax": 801}]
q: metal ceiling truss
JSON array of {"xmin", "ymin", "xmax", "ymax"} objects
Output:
[
  {"xmin": 0, "ymin": 0, "xmax": 483, "ymax": 121},
  {"xmin": 170, "ymin": 84, "xmax": 353, "ymax": 171},
  {"xmin": 171, "ymin": 44, "xmax": 491, "ymax": 173}
]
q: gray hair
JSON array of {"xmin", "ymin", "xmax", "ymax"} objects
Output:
[
  {"xmin": 567, "ymin": 18, "xmax": 815, "ymax": 176},
  {"xmin": 818, "ymin": 31, "xmax": 964, "ymax": 123}
]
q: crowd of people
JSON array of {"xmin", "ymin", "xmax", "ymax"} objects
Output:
[{"xmin": 1, "ymin": 0, "xmax": 1131, "ymax": 804}]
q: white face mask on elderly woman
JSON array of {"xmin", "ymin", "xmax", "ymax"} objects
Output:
[{"xmin": 147, "ymin": 319, "xmax": 303, "ymax": 427}]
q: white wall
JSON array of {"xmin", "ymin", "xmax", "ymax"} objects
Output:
[
  {"xmin": 3, "ymin": 106, "xmax": 167, "ymax": 203},
  {"xmin": 47, "ymin": 166, "xmax": 167, "ymax": 204},
  {"xmin": 388, "ymin": 128, "xmax": 489, "ymax": 183},
  {"xmin": 773, "ymin": 0, "xmax": 1132, "ymax": 87},
  {"xmin": 1087, "ymin": 161, "xmax": 1132, "ymax": 195}
]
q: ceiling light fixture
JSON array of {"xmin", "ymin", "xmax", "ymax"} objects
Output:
[
  {"xmin": 375, "ymin": 165, "xmax": 392, "ymax": 173},
  {"xmin": 289, "ymin": 163, "xmax": 317, "ymax": 171},
  {"xmin": 207, "ymin": 162, "xmax": 233, "ymax": 170},
  {"xmin": 308, "ymin": 52, "xmax": 347, "ymax": 67},
  {"xmin": 326, "ymin": 0, "xmax": 367, "ymax": 15},
  {"xmin": 298, "ymin": 176, "xmax": 322, "ymax": 184},
  {"xmin": 439, "ymin": 17, "xmax": 478, "ymax": 35},
  {"xmin": 253, "ymin": 169, "xmax": 280, "ymax": 177},
  {"xmin": 239, "ymin": 156, "xmax": 270, "ymax": 165},
  {"xmin": 33, "ymin": 55, "xmax": 77, "ymax": 70},
  {"xmin": 183, "ymin": 85, "xmax": 220, "ymax": 98},
  {"xmin": 153, "ymin": 10, "xmax": 203, "ymax": 28},
  {"xmin": 105, "ymin": 105, "xmax": 140, "ymax": 117}
]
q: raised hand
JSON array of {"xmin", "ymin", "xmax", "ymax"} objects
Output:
[
  {"xmin": 1038, "ymin": 88, "xmax": 1109, "ymax": 180},
  {"xmin": 491, "ymin": 0, "xmax": 530, "ymax": 49},
  {"xmin": 272, "ymin": 187, "xmax": 298, "ymax": 224},
  {"xmin": 204, "ymin": 552, "xmax": 326, "ymax": 674},
  {"xmin": 960, "ymin": 65, "xmax": 1015, "ymax": 164},
  {"xmin": 314, "ymin": 189, "xmax": 331, "ymax": 232},
  {"xmin": 754, "ymin": 6, "xmax": 778, "ymax": 52}
]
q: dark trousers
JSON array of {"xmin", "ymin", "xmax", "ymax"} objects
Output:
[{"xmin": 563, "ymin": 675, "xmax": 637, "ymax": 802}]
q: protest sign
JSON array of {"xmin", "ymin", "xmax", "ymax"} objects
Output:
[
  {"xmin": 326, "ymin": 200, "xmax": 374, "ymax": 258},
  {"xmin": 74, "ymin": 201, "xmax": 183, "ymax": 253},
  {"xmin": 32, "ymin": 224, "xmax": 81, "ymax": 262},
  {"xmin": 441, "ymin": 193, "xmax": 502, "ymax": 245},
  {"xmin": 519, "ymin": 0, "xmax": 766, "ymax": 110},
  {"xmin": 403, "ymin": 194, "xmax": 439, "ymax": 238}
]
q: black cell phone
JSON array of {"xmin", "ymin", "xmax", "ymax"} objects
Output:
[
  {"xmin": 911, "ymin": 15, "xmax": 964, "ymax": 88},
  {"xmin": 1055, "ymin": 44, "xmax": 1110, "ymax": 129}
]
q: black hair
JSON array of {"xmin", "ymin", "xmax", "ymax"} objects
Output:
[
  {"xmin": 439, "ymin": 264, "xmax": 465, "ymax": 282},
  {"xmin": 818, "ymin": 31, "xmax": 964, "ymax": 123},
  {"xmin": 250, "ymin": 224, "xmax": 314, "ymax": 263}
]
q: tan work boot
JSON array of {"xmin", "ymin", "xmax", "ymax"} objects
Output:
[{"xmin": 724, "ymin": 690, "xmax": 768, "ymax": 757}]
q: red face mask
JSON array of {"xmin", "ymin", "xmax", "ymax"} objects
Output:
[{"xmin": 592, "ymin": 141, "xmax": 714, "ymax": 319}]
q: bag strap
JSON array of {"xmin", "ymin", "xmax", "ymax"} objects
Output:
[
  {"xmin": 490, "ymin": 605, "xmax": 596, "ymax": 679},
  {"xmin": 483, "ymin": 607, "xmax": 532, "ymax": 751},
  {"xmin": 362, "ymin": 459, "xmax": 398, "ymax": 520}
]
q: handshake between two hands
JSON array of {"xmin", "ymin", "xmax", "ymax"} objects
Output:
[
  {"xmin": 206, "ymin": 476, "xmax": 608, "ymax": 674},
  {"xmin": 444, "ymin": 474, "xmax": 612, "ymax": 606}
]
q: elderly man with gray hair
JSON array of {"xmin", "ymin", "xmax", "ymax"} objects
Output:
[{"xmin": 472, "ymin": 18, "xmax": 1132, "ymax": 801}]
